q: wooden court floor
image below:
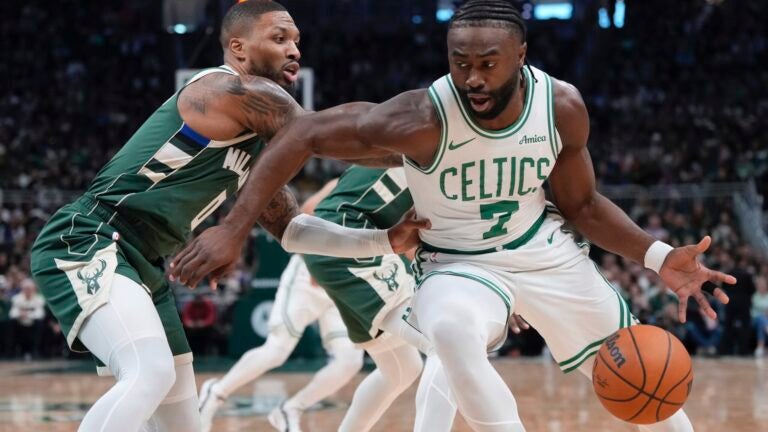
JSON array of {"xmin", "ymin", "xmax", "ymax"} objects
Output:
[{"xmin": 1, "ymin": 357, "xmax": 767, "ymax": 431}]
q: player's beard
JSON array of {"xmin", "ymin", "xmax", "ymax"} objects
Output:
[
  {"xmin": 457, "ymin": 70, "xmax": 519, "ymax": 121},
  {"xmin": 248, "ymin": 61, "xmax": 298, "ymax": 98}
]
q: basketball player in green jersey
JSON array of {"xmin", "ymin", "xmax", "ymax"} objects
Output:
[
  {"xmin": 172, "ymin": 1, "xmax": 737, "ymax": 431},
  {"xmin": 30, "ymin": 2, "xmax": 423, "ymax": 431}
]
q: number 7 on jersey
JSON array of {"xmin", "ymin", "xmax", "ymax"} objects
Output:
[{"xmin": 480, "ymin": 200, "xmax": 520, "ymax": 239}]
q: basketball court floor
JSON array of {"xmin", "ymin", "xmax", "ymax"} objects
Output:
[{"xmin": 1, "ymin": 357, "xmax": 766, "ymax": 431}]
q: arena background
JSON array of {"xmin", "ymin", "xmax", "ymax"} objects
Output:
[{"xmin": 0, "ymin": 0, "xmax": 766, "ymax": 431}]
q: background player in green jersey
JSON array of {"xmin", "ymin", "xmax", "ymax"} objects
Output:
[
  {"xmin": 171, "ymin": 2, "xmax": 736, "ymax": 431},
  {"xmin": 30, "ymin": 2, "xmax": 423, "ymax": 431},
  {"xmin": 201, "ymin": 167, "xmax": 428, "ymax": 432}
]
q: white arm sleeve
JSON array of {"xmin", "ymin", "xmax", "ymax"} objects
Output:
[{"xmin": 280, "ymin": 214, "xmax": 395, "ymax": 258}]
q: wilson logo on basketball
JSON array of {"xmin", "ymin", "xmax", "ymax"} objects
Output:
[{"xmin": 604, "ymin": 334, "xmax": 627, "ymax": 368}]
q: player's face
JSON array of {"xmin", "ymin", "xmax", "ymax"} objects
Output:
[
  {"xmin": 242, "ymin": 11, "xmax": 301, "ymax": 95},
  {"xmin": 447, "ymin": 26, "xmax": 526, "ymax": 120}
]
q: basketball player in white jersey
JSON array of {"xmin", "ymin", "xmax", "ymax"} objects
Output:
[
  {"xmin": 171, "ymin": 1, "xmax": 736, "ymax": 431},
  {"xmin": 198, "ymin": 177, "xmax": 364, "ymax": 432},
  {"xmin": 198, "ymin": 256, "xmax": 363, "ymax": 432}
]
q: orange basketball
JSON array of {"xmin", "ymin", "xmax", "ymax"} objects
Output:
[{"xmin": 592, "ymin": 325, "xmax": 693, "ymax": 424}]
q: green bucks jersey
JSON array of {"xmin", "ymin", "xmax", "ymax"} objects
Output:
[
  {"xmin": 314, "ymin": 167, "xmax": 413, "ymax": 230},
  {"xmin": 403, "ymin": 66, "xmax": 561, "ymax": 253},
  {"xmin": 83, "ymin": 65, "xmax": 265, "ymax": 257}
]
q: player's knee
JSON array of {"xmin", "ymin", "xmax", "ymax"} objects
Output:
[
  {"xmin": 428, "ymin": 316, "xmax": 484, "ymax": 352},
  {"xmin": 398, "ymin": 350, "xmax": 423, "ymax": 390},
  {"xmin": 265, "ymin": 341, "xmax": 294, "ymax": 367},
  {"xmin": 333, "ymin": 347, "xmax": 365, "ymax": 373},
  {"xmin": 141, "ymin": 352, "xmax": 177, "ymax": 397}
]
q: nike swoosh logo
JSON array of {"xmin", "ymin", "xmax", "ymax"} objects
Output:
[
  {"xmin": 547, "ymin": 232, "xmax": 555, "ymax": 245},
  {"xmin": 447, "ymin": 137, "xmax": 476, "ymax": 151}
]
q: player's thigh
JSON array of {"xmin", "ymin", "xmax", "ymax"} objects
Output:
[
  {"xmin": 79, "ymin": 274, "xmax": 168, "ymax": 372},
  {"xmin": 410, "ymin": 264, "xmax": 512, "ymax": 349},
  {"xmin": 514, "ymin": 256, "xmax": 634, "ymax": 373}
]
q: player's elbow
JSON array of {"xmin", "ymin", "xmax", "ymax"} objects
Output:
[{"xmin": 559, "ymin": 193, "xmax": 600, "ymax": 224}]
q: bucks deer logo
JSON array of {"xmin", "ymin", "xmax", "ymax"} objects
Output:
[
  {"xmin": 373, "ymin": 263, "xmax": 400, "ymax": 292},
  {"xmin": 77, "ymin": 259, "xmax": 107, "ymax": 295}
]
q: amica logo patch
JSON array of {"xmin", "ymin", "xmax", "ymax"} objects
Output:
[{"xmin": 519, "ymin": 134, "xmax": 547, "ymax": 145}]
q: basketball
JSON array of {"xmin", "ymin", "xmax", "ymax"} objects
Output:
[{"xmin": 592, "ymin": 325, "xmax": 693, "ymax": 424}]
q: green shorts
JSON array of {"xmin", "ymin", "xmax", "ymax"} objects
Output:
[
  {"xmin": 30, "ymin": 196, "xmax": 190, "ymax": 358},
  {"xmin": 303, "ymin": 253, "xmax": 414, "ymax": 343}
]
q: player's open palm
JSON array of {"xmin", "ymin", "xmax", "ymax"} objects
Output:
[
  {"xmin": 658, "ymin": 236, "xmax": 736, "ymax": 323},
  {"xmin": 388, "ymin": 209, "xmax": 430, "ymax": 254},
  {"xmin": 169, "ymin": 225, "xmax": 244, "ymax": 289}
]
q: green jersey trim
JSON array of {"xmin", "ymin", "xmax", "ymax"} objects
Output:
[
  {"xmin": 418, "ymin": 270, "xmax": 511, "ymax": 312},
  {"xmin": 446, "ymin": 67, "xmax": 535, "ymax": 139},
  {"xmin": 421, "ymin": 208, "xmax": 546, "ymax": 255},
  {"xmin": 545, "ymin": 73, "xmax": 559, "ymax": 160},
  {"xmin": 405, "ymin": 86, "xmax": 448, "ymax": 174},
  {"xmin": 558, "ymin": 274, "xmax": 632, "ymax": 373}
]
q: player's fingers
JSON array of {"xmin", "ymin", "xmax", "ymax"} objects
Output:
[
  {"xmin": 509, "ymin": 321, "xmax": 520, "ymax": 334},
  {"xmin": 168, "ymin": 241, "xmax": 196, "ymax": 279},
  {"xmin": 677, "ymin": 294, "xmax": 688, "ymax": 323},
  {"xmin": 178, "ymin": 252, "xmax": 207, "ymax": 286},
  {"xmin": 175, "ymin": 250, "xmax": 202, "ymax": 285},
  {"xmin": 170, "ymin": 242, "xmax": 200, "ymax": 276},
  {"xmin": 712, "ymin": 287, "xmax": 730, "ymax": 305},
  {"xmin": 709, "ymin": 269, "xmax": 737, "ymax": 285},
  {"xmin": 693, "ymin": 236, "xmax": 712, "ymax": 255},
  {"xmin": 694, "ymin": 292, "xmax": 717, "ymax": 320}
]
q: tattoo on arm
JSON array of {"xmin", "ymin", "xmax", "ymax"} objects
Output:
[
  {"xmin": 256, "ymin": 186, "xmax": 300, "ymax": 240},
  {"xmin": 225, "ymin": 76, "xmax": 297, "ymax": 138}
]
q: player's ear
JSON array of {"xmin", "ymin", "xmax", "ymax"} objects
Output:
[
  {"xmin": 228, "ymin": 37, "xmax": 247, "ymax": 61},
  {"xmin": 518, "ymin": 42, "xmax": 527, "ymax": 69}
]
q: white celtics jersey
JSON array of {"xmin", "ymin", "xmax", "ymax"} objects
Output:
[{"xmin": 404, "ymin": 66, "xmax": 562, "ymax": 253}]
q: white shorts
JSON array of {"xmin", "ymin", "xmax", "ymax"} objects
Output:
[
  {"xmin": 268, "ymin": 255, "xmax": 349, "ymax": 349},
  {"xmin": 410, "ymin": 210, "xmax": 635, "ymax": 373}
]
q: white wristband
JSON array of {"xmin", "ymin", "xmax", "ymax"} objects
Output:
[
  {"xmin": 644, "ymin": 241, "xmax": 673, "ymax": 274},
  {"xmin": 280, "ymin": 214, "xmax": 394, "ymax": 258}
]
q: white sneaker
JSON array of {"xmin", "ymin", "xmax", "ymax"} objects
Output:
[
  {"xmin": 268, "ymin": 401, "xmax": 303, "ymax": 432},
  {"xmin": 199, "ymin": 378, "xmax": 225, "ymax": 432},
  {"xmin": 755, "ymin": 346, "xmax": 765, "ymax": 358}
]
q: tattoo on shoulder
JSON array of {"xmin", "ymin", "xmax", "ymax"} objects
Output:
[
  {"xmin": 257, "ymin": 187, "xmax": 299, "ymax": 240},
  {"xmin": 225, "ymin": 76, "xmax": 297, "ymax": 137}
]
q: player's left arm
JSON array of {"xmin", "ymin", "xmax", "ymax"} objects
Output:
[{"xmin": 547, "ymin": 78, "xmax": 735, "ymax": 323}]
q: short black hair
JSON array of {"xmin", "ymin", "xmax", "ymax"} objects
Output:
[
  {"xmin": 449, "ymin": 0, "xmax": 527, "ymax": 42},
  {"xmin": 220, "ymin": 0, "xmax": 287, "ymax": 49}
]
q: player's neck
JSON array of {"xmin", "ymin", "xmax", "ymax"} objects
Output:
[
  {"xmin": 471, "ymin": 76, "xmax": 526, "ymax": 131},
  {"xmin": 222, "ymin": 54, "xmax": 248, "ymax": 77}
]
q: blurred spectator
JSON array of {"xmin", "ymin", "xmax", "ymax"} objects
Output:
[
  {"xmin": 8, "ymin": 278, "xmax": 44, "ymax": 359},
  {"xmin": 721, "ymin": 256, "xmax": 756, "ymax": 355},
  {"xmin": 685, "ymin": 300, "xmax": 724, "ymax": 357},
  {"xmin": 752, "ymin": 276, "xmax": 768, "ymax": 358},
  {"xmin": 182, "ymin": 293, "xmax": 217, "ymax": 355}
]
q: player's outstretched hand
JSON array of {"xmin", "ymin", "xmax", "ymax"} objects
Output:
[
  {"xmin": 509, "ymin": 314, "xmax": 530, "ymax": 334},
  {"xmin": 387, "ymin": 209, "xmax": 431, "ymax": 254},
  {"xmin": 169, "ymin": 225, "xmax": 245, "ymax": 289},
  {"xmin": 658, "ymin": 236, "xmax": 736, "ymax": 323}
]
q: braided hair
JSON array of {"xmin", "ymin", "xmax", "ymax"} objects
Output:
[{"xmin": 449, "ymin": 1, "xmax": 536, "ymax": 81}]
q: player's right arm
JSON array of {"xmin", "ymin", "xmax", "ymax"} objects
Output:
[
  {"xmin": 219, "ymin": 89, "xmax": 440, "ymax": 239},
  {"xmin": 170, "ymin": 90, "xmax": 439, "ymax": 287}
]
